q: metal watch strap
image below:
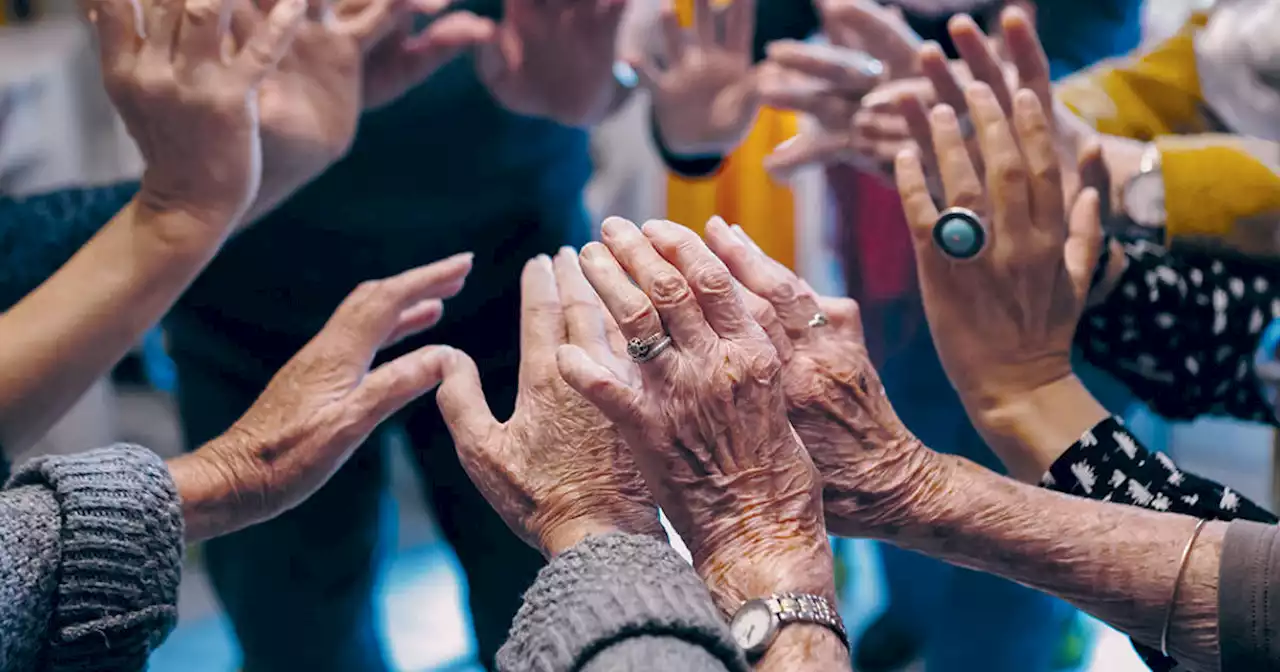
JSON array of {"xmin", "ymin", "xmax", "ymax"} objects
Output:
[{"xmin": 766, "ymin": 593, "xmax": 848, "ymax": 648}]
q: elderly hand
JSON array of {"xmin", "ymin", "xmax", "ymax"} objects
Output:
[
  {"xmin": 636, "ymin": 0, "xmax": 759, "ymax": 157},
  {"xmin": 236, "ymin": 0, "xmax": 493, "ymax": 216},
  {"xmin": 92, "ymin": 0, "xmax": 305, "ymax": 225},
  {"xmin": 477, "ymin": 0, "xmax": 626, "ymax": 126},
  {"xmin": 894, "ymin": 74, "xmax": 1110, "ymax": 477},
  {"xmin": 555, "ymin": 217, "xmax": 834, "ymax": 618},
  {"xmin": 435, "ymin": 252, "xmax": 661, "ymax": 557},
  {"xmin": 168, "ymin": 253, "xmax": 473, "ymax": 541},
  {"xmin": 703, "ymin": 218, "xmax": 941, "ymax": 538},
  {"xmin": 757, "ymin": 0, "xmax": 921, "ymax": 177}
]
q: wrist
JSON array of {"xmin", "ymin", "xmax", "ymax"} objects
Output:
[
  {"xmin": 822, "ymin": 436, "xmax": 952, "ymax": 540},
  {"xmin": 133, "ymin": 181, "xmax": 243, "ymax": 251},
  {"xmin": 698, "ymin": 532, "xmax": 836, "ymax": 617},
  {"xmin": 170, "ymin": 428, "xmax": 273, "ymax": 542},
  {"xmin": 537, "ymin": 505, "xmax": 664, "ymax": 558},
  {"xmin": 968, "ymin": 374, "xmax": 1110, "ymax": 482}
]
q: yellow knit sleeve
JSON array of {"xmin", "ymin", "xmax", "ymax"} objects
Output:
[
  {"xmin": 1055, "ymin": 13, "xmax": 1209, "ymax": 141},
  {"xmin": 1159, "ymin": 135, "xmax": 1280, "ymax": 242}
]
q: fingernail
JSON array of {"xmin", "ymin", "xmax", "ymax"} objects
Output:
[
  {"xmin": 535, "ymin": 253, "xmax": 552, "ymax": 268},
  {"xmin": 774, "ymin": 136, "xmax": 797, "ymax": 153},
  {"xmin": 707, "ymin": 215, "xmax": 729, "ymax": 232},
  {"xmin": 641, "ymin": 219, "xmax": 675, "ymax": 236},
  {"xmin": 558, "ymin": 245, "xmax": 577, "ymax": 257},
  {"xmin": 600, "ymin": 216, "xmax": 631, "ymax": 237}
]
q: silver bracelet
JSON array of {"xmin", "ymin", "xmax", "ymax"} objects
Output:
[{"xmin": 1161, "ymin": 518, "xmax": 1209, "ymax": 656}]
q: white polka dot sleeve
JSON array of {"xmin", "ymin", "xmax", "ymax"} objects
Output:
[{"xmin": 1075, "ymin": 241, "xmax": 1280, "ymax": 425}]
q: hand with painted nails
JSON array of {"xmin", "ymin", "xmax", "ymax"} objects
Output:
[
  {"xmin": 703, "ymin": 217, "xmax": 942, "ymax": 538},
  {"xmin": 169, "ymin": 253, "xmax": 473, "ymax": 542},
  {"xmin": 894, "ymin": 72, "xmax": 1109, "ymax": 478},
  {"xmin": 435, "ymin": 252, "xmax": 661, "ymax": 558},
  {"xmin": 555, "ymin": 217, "xmax": 835, "ymax": 637},
  {"xmin": 636, "ymin": 0, "xmax": 760, "ymax": 157},
  {"xmin": 757, "ymin": 0, "xmax": 922, "ymax": 177}
]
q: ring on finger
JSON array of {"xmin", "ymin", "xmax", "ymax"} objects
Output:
[
  {"xmin": 808, "ymin": 313, "xmax": 830, "ymax": 328},
  {"xmin": 627, "ymin": 333, "xmax": 674, "ymax": 363},
  {"xmin": 932, "ymin": 207, "xmax": 988, "ymax": 261}
]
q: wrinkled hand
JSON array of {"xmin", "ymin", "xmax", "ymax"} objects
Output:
[
  {"xmin": 172, "ymin": 253, "xmax": 473, "ymax": 541},
  {"xmin": 758, "ymin": 0, "xmax": 921, "ymax": 177},
  {"xmin": 90, "ymin": 0, "xmax": 305, "ymax": 224},
  {"xmin": 894, "ymin": 77, "xmax": 1108, "ymax": 418},
  {"xmin": 436, "ymin": 252, "xmax": 661, "ymax": 557},
  {"xmin": 237, "ymin": 0, "xmax": 493, "ymax": 211},
  {"xmin": 477, "ymin": 0, "xmax": 625, "ymax": 126},
  {"xmin": 703, "ymin": 217, "xmax": 940, "ymax": 538},
  {"xmin": 636, "ymin": 0, "xmax": 759, "ymax": 157},
  {"xmin": 556, "ymin": 216, "xmax": 834, "ymax": 614}
]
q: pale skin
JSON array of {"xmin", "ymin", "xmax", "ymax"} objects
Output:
[{"xmin": 0, "ymin": 0, "xmax": 489, "ymax": 456}]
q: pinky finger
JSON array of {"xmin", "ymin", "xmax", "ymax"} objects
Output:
[
  {"xmin": 236, "ymin": 0, "xmax": 307, "ymax": 84},
  {"xmin": 1064, "ymin": 187, "xmax": 1104, "ymax": 300},
  {"xmin": 556, "ymin": 344, "xmax": 644, "ymax": 427},
  {"xmin": 740, "ymin": 285, "xmax": 794, "ymax": 363}
]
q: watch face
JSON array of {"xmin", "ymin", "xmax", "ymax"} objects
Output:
[
  {"xmin": 730, "ymin": 601, "xmax": 775, "ymax": 652},
  {"xmin": 1122, "ymin": 171, "xmax": 1167, "ymax": 229}
]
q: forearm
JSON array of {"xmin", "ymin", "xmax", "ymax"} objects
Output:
[
  {"xmin": 0, "ymin": 195, "xmax": 228, "ymax": 452},
  {"xmin": 891, "ymin": 454, "xmax": 1224, "ymax": 671}
]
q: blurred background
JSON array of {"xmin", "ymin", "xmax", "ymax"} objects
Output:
[{"xmin": 0, "ymin": 0, "xmax": 1239, "ymax": 670}]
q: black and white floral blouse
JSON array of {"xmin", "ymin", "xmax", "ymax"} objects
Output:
[{"xmin": 1074, "ymin": 240, "xmax": 1280, "ymax": 425}]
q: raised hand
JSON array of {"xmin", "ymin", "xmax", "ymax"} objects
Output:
[
  {"xmin": 757, "ymin": 0, "xmax": 921, "ymax": 177},
  {"xmin": 635, "ymin": 0, "xmax": 759, "ymax": 156},
  {"xmin": 703, "ymin": 217, "xmax": 938, "ymax": 537},
  {"xmin": 91, "ymin": 0, "xmax": 306, "ymax": 223},
  {"xmin": 171, "ymin": 254, "xmax": 473, "ymax": 541},
  {"xmin": 477, "ymin": 0, "xmax": 626, "ymax": 126},
  {"xmin": 435, "ymin": 252, "xmax": 661, "ymax": 557},
  {"xmin": 894, "ymin": 79, "xmax": 1109, "ymax": 478},
  {"xmin": 555, "ymin": 217, "xmax": 834, "ymax": 619},
  {"xmin": 234, "ymin": 0, "xmax": 494, "ymax": 218}
]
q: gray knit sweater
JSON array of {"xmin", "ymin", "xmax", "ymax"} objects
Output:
[
  {"xmin": 0, "ymin": 444, "xmax": 184, "ymax": 672},
  {"xmin": 498, "ymin": 532, "xmax": 750, "ymax": 672}
]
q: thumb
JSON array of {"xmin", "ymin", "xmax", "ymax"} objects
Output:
[
  {"xmin": 347, "ymin": 344, "xmax": 453, "ymax": 434},
  {"xmin": 555, "ymin": 344, "xmax": 643, "ymax": 427},
  {"xmin": 435, "ymin": 346, "xmax": 503, "ymax": 448}
]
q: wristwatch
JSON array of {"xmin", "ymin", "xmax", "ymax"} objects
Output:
[
  {"xmin": 1116, "ymin": 144, "xmax": 1167, "ymax": 244},
  {"xmin": 729, "ymin": 592, "xmax": 848, "ymax": 658}
]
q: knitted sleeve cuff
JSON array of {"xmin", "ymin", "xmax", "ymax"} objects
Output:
[
  {"xmin": 9, "ymin": 444, "xmax": 184, "ymax": 670},
  {"xmin": 496, "ymin": 532, "xmax": 748, "ymax": 672}
]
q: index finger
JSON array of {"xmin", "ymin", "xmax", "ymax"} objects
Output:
[
  {"xmin": 642, "ymin": 219, "xmax": 760, "ymax": 341},
  {"xmin": 519, "ymin": 254, "xmax": 566, "ymax": 360}
]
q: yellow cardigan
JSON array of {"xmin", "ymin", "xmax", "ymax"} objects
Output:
[{"xmin": 1056, "ymin": 13, "xmax": 1280, "ymax": 243}]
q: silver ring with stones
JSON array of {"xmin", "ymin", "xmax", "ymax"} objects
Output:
[
  {"xmin": 808, "ymin": 313, "xmax": 830, "ymax": 328},
  {"xmin": 627, "ymin": 333, "xmax": 673, "ymax": 363},
  {"xmin": 932, "ymin": 207, "xmax": 988, "ymax": 260}
]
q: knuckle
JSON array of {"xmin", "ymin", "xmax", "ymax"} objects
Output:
[
  {"xmin": 648, "ymin": 271, "xmax": 694, "ymax": 308},
  {"xmin": 830, "ymin": 297, "xmax": 861, "ymax": 322},
  {"xmin": 950, "ymin": 188, "xmax": 986, "ymax": 212},
  {"xmin": 618, "ymin": 301, "xmax": 660, "ymax": 333},
  {"xmin": 763, "ymin": 278, "xmax": 800, "ymax": 306},
  {"xmin": 995, "ymin": 156, "xmax": 1028, "ymax": 188},
  {"xmin": 688, "ymin": 263, "xmax": 736, "ymax": 297}
]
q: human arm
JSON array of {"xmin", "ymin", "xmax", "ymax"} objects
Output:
[
  {"xmin": 497, "ymin": 532, "xmax": 747, "ymax": 672},
  {"xmin": 0, "ymin": 444, "xmax": 183, "ymax": 671}
]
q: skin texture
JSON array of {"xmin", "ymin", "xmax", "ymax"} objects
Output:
[
  {"xmin": 703, "ymin": 217, "xmax": 945, "ymax": 538},
  {"xmin": 880, "ymin": 454, "xmax": 1223, "ymax": 672},
  {"xmin": 170, "ymin": 254, "xmax": 473, "ymax": 542},
  {"xmin": 634, "ymin": 0, "xmax": 760, "ymax": 156},
  {"xmin": 434, "ymin": 253, "xmax": 662, "ymax": 558},
  {"xmin": 555, "ymin": 217, "xmax": 846, "ymax": 671}
]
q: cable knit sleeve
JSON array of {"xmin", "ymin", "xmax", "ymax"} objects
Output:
[
  {"xmin": 496, "ymin": 532, "xmax": 749, "ymax": 672},
  {"xmin": 0, "ymin": 444, "xmax": 184, "ymax": 672}
]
